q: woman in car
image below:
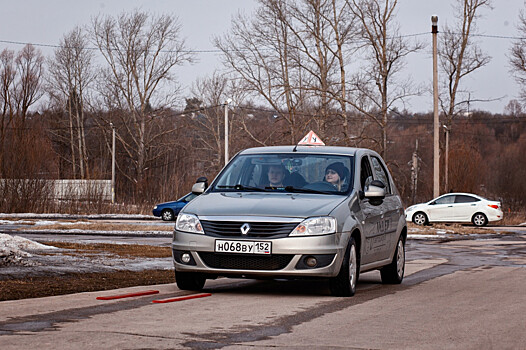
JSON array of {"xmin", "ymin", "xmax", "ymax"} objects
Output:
[{"xmin": 325, "ymin": 162, "xmax": 348, "ymax": 191}]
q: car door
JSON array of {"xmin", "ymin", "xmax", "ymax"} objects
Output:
[
  {"xmin": 427, "ymin": 194, "xmax": 456, "ymax": 221},
  {"xmin": 357, "ymin": 155, "xmax": 386, "ymax": 264},
  {"xmin": 454, "ymin": 194, "xmax": 481, "ymax": 221},
  {"xmin": 370, "ymin": 155, "xmax": 401, "ymax": 260}
]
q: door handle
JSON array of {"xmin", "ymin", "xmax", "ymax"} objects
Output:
[{"xmin": 447, "ymin": 205, "xmax": 453, "ymax": 207}]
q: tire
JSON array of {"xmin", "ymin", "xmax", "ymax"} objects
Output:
[
  {"xmin": 329, "ymin": 237, "xmax": 358, "ymax": 297},
  {"xmin": 380, "ymin": 235, "xmax": 405, "ymax": 284},
  {"xmin": 161, "ymin": 209, "xmax": 174, "ymax": 221},
  {"xmin": 175, "ymin": 270, "xmax": 206, "ymax": 291},
  {"xmin": 472, "ymin": 212, "xmax": 488, "ymax": 227},
  {"xmin": 412, "ymin": 212, "xmax": 428, "ymax": 226}
]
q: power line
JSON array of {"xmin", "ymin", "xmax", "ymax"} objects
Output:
[{"xmin": 4, "ymin": 29, "xmax": 522, "ymax": 55}]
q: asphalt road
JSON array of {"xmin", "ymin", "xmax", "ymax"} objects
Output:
[{"xmin": 1, "ymin": 231, "xmax": 526, "ymax": 349}]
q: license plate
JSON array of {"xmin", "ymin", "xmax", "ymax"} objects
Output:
[{"xmin": 215, "ymin": 240, "xmax": 271, "ymax": 255}]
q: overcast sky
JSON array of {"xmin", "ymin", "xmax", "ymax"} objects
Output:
[{"xmin": 0, "ymin": 0, "xmax": 524, "ymax": 114}]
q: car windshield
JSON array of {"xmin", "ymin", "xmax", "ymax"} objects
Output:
[{"xmin": 211, "ymin": 153, "xmax": 354, "ymax": 195}]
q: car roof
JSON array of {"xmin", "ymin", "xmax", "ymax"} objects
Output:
[
  {"xmin": 238, "ymin": 145, "xmax": 371, "ymax": 157},
  {"xmin": 438, "ymin": 192, "xmax": 481, "ymax": 198}
]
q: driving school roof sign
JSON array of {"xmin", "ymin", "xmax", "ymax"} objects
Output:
[{"xmin": 298, "ymin": 130, "xmax": 325, "ymax": 146}]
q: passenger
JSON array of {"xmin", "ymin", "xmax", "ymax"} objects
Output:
[
  {"xmin": 325, "ymin": 162, "xmax": 348, "ymax": 191},
  {"xmin": 266, "ymin": 164, "xmax": 287, "ymax": 188}
]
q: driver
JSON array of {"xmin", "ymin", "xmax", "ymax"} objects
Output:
[{"xmin": 266, "ymin": 164, "xmax": 287, "ymax": 188}]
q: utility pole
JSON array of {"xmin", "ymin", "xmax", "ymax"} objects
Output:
[
  {"xmin": 411, "ymin": 139, "xmax": 419, "ymax": 204},
  {"xmin": 110, "ymin": 123, "xmax": 116, "ymax": 204},
  {"xmin": 443, "ymin": 124, "xmax": 449, "ymax": 193},
  {"xmin": 432, "ymin": 15, "xmax": 440, "ymax": 198},
  {"xmin": 224, "ymin": 98, "xmax": 232, "ymax": 166}
]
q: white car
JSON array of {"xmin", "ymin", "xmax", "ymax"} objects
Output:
[{"xmin": 405, "ymin": 193, "xmax": 503, "ymax": 227}]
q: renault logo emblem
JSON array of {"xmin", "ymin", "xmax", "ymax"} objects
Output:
[{"xmin": 240, "ymin": 223, "xmax": 251, "ymax": 235}]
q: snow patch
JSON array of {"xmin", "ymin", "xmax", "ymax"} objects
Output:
[{"xmin": 0, "ymin": 233, "xmax": 57, "ymax": 267}]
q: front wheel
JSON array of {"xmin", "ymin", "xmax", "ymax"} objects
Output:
[
  {"xmin": 380, "ymin": 235, "xmax": 405, "ymax": 284},
  {"xmin": 161, "ymin": 209, "xmax": 174, "ymax": 221},
  {"xmin": 329, "ymin": 238, "xmax": 358, "ymax": 297},
  {"xmin": 412, "ymin": 212, "xmax": 428, "ymax": 226},
  {"xmin": 472, "ymin": 213, "xmax": 488, "ymax": 227},
  {"xmin": 175, "ymin": 271, "xmax": 206, "ymax": 291}
]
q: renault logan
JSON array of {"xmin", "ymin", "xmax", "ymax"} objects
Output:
[{"xmin": 172, "ymin": 146, "xmax": 407, "ymax": 297}]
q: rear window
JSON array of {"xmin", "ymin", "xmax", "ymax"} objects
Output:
[{"xmin": 455, "ymin": 195, "xmax": 480, "ymax": 203}]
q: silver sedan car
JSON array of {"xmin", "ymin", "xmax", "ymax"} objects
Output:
[{"xmin": 172, "ymin": 146, "xmax": 407, "ymax": 297}]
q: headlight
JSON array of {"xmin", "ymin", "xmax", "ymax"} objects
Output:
[
  {"xmin": 290, "ymin": 217, "xmax": 336, "ymax": 236},
  {"xmin": 154, "ymin": 205, "xmax": 158, "ymax": 209},
  {"xmin": 406, "ymin": 206, "xmax": 415, "ymax": 212},
  {"xmin": 175, "ymin": 213, "xmax": 204, "ymax": 234}
]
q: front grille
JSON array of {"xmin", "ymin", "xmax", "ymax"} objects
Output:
[
  {"xmin": 200, "ymin": 220, "xmax": 298, "ymax": 238},
  {"xmin": 198, "ymin": 252, "xmax": 293, "ymax": 270}
]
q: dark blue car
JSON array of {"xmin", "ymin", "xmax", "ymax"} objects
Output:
[{"xmin": 153, "ymin": 193, "xmax": 197, "ymax": 221}]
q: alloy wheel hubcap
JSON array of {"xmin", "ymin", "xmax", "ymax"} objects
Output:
[
  {"xmin": 415, "ymin": 214, "xmax": 425, "ymax": 225},
  {"xmin": 349, "ymin": 245, "xmax": 357, "ymax": 289},
  {"xmin": 397, "ymin": 240, "xmax": 405, "ymax": 278}
]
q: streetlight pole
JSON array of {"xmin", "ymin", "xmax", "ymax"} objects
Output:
[
  {"xmin": 443, "ymin": 124, "xmax": 449, "ymax": 193},
  {"xmin": 432, "ymin": 15, "xmax": 440, "ymax": 198},
  {"xmin": 224, "ymin": 98, "xmax": 232, "ymax": 166},
  {"xmin": 110, "ymin": 123, "xmax": 116, "ymax": 204}
]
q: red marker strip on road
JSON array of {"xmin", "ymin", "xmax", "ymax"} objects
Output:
[
  {"xmin": 152, "ymin": 293, "xmax": 212, "ymax": 303},
  {"xmin": 96, "ymin": 290, "xmax": 159, "ymax": 300}
]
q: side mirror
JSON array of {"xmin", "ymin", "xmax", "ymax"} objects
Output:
[
  {"xmin": 192, "ymin": 177, "xmax": 208, "ymax": 195},
  {"xmin": 364, "ymin": 180, "xmax": 386, "ymax": 199}
]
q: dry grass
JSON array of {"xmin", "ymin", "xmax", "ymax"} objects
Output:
[
  {"xmin": 0, "ymin": 242, "xmax": 175, "ymax": 301},
  {"xmin": 46, "ymin": 241, "xmax": 172, "ymax": 258},
  {"xmin": 0, "ymin": 270, "xmax": 174, "ymax": 301},
  {"xmin": 407, "ymin": 222, "xmax": 500, "ymax": 235},
  {"xmin": 500, "ymin": 211, "xmax": 526, "ymax": 226}
]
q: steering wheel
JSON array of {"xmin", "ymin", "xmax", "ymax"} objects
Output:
[{"xmin": 303, "ymin": 182, "xmax": 336, "ymax": 192}]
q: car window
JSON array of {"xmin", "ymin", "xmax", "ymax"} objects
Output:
[
  {"xmin": 370, "ymin": 156, "xmax": 391, "ymax": 194},
  {"xmin": 455, "ymin": 195, "xmax": 480, "ymax": 203},
  {"xmin": 212, "ymin": 153, "xmax": 354, "ymax": 194},
  {"xmin": 434, "ymin": 195, "xmax": 455, "ymax": 205},
  {"xmin": 360, "ymin": 156, "xmax": 374, "ymax": 191}
]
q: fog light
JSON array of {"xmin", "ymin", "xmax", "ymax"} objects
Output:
[
  {"xmin": 181, "ymin": 253, "xmax": 191, "ymax": 264},
  {"xmin": 305, "ymin": 256, "xmax": 317, "ymax": 267}
]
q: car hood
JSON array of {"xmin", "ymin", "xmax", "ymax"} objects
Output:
[
  {"xmin": 406, "ymin": 203, "xmax": 426, "ymax": 212},
  {"xmin": 182, "ymin": 191, "xmax": 348, "ymax": 218},
  {"xmin": 157, "ymin": 200, "xmax": 179, "ymax": 207}
]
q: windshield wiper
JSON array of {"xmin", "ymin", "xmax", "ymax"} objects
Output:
[
  {"xmin": 216, "ymin": 184, "xmax": 268, "ymax": 192},
  {"xmin": 284, "ymin": 186, "xmax": 333, "ymax": 194}
]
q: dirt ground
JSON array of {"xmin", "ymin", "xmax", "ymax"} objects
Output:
[{"xmin": 0, "ymin": 242, "xmax": 174, "ymax": 301}]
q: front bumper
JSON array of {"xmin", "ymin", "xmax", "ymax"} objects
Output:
[{"xmin": 172, "ymin": 230, "xmax": 349, "ymax": 278}]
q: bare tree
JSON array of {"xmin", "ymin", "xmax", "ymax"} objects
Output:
[
  {"xmin": 185, "ymin": 73, "xmax": 250, "ymax": 173},
  {"xmin": 215, "ymin": 0, "xmax": 309, "ymax": 144},
  {"xmin": 48, "ymin": 26, "xmax": 95, "ymax": 179},
  {"xmin": 92, "ymin": 10, "xmax": 193, "ymax": 185},
  {"xmin": 13, "ymin": 45, "xmax": 44, "ymax": 126},
  {"xmin": 0, "ymin": 49, "xmax": 16, "ymax": 172},
  {"xmin": 348, "ymin": 0, "xmax": 423, "ymax": 159},
  {"xmin": 285, "ymin": 0, "xmax": 357, "ymax": 142},
  {"xmin": 510, "ymin": 10, "xmax": 526, "ymax": 104},
  {"xmin": 439, "ymin": 0, "xmax": 492, "ymax": 124},
  {"xmin": 0, "ymin": 45, "xmax": 44, "ymax": 175}
]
